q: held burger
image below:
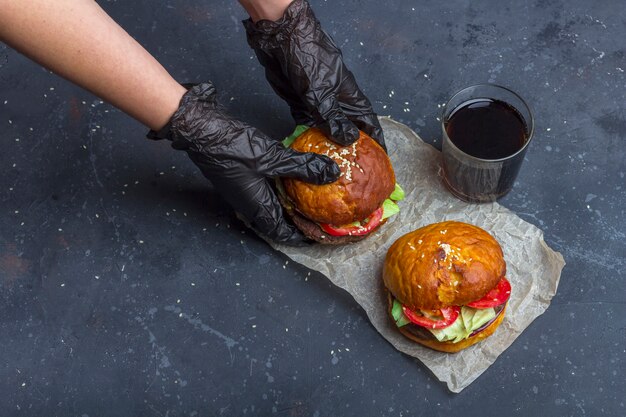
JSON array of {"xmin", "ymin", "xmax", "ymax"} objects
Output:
[
  {"xmin": 383, "ymin": 221, "xmax": 511, "ymax": 353},
  {"xmin": 278, "ymin": 126, "xmax": 404, "ymax": 244}
]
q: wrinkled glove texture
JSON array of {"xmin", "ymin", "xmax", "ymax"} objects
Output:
[
  {"xmin": 243, "ymin": 0, "xmax": 385, "ymax": 150},
  {"xmin": 148, "ymin": 83, "xmax": 340, "ymax": 245}
]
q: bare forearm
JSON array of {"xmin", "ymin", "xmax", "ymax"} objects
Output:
[
  {"xmin": 238, "ymin": 0, "xmax": 293, "ymax": 22},
  {"xmin": 0, "ymin": 0, "xmax": 185, "ymax": 130}
]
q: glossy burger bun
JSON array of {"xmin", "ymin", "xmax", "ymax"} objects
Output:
[
  {"xmin": 383, "ymin": 221, "xmax": 506, "ymax": 310},
  {"xmin": 281, "ymin": 128, "xmax": 395, "ymax": 244},
  {"xmin": 387, "ymin": 292, "xmax": 507, "ymax": 353}
]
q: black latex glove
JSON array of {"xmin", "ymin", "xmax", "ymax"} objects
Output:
[
  {"xmin": 243, "ymin": 0, "xmax": 385, "ymax": 150},
  {"xmin": 148, "ymin": 83, "xmax": 340, "ymax": 245}
]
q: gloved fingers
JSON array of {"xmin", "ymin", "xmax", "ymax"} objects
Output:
[
  {"xmin": 227, "ymin": 177, "xmax": 306, "ymax": 245},
  {"xmin": 349, "ymin": 114, "xmax": 387, "ymax": 152},
  {"xmin": 315, "ymin": 94, "xmax": 359, "ymax": 146},
  {"xmin": 258, "ymin": 143, "xmax": 341, "ymax": 185},
  {"xmin": 186, "ymin": 149, "xmax": 308, "ymax": 245}
]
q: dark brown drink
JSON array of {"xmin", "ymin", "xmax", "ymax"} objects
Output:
[
  {"xmin": 441, "ymin": 85, "xmax": 534, "ymax": 203},
  {"xmin": 445, "ymin": 99, "xmax": 528, "ymax": 159}
]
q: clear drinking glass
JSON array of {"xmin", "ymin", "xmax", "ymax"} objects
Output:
[{"xmin": 441, "ymin": 84, "xmax": 535, "ymax": 203}]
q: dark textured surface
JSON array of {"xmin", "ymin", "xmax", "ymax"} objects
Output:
[{"xmin": 0, "ymin": 0, "xmax": 624, "ymax": 415}]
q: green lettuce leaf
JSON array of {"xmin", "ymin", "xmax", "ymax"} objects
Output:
[
  {"xmin": 282, "ymin": 125, "xmax": 310, "ymax": 148},
  {"xmin": 430, "ymin": 306, "xmax": 496, "ymax": 343},
  {"xmin": 430, "ymin": 315, "xmax": 469, "ymax": 343},
  {"xmin": 391, "ymin": 299, "xmax": 411, "ymax": 327},
  {"xmin": 390, "ymin": 183, "xmax": 405, "ymax": 201},
  {"xmin": 381, "ymin": 199, "xmax": 400, "ymax": 220}
]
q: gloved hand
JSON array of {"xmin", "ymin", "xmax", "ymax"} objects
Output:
[
  {"xmin": 243, "ymin": 0, "xmax": 385, "ymax": 150},
  {"xmin": 148, "ymin": 83, "xmax": 340, "ymax": 245}
]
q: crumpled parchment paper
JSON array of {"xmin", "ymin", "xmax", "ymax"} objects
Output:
[{"xmin": 271, "ymin": 117, "xmax": 565, "ymax": 392}]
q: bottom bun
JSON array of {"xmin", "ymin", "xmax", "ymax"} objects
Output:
[{"xmin": 388, "ymin": 293, "xmax": 506, "ymax": 353}]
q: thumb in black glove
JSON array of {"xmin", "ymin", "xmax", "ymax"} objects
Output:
[
  {"xmin": 243, "ymin": 0, "xmax": 385, "ymax": 150},
  {"xmin": 148, "ymin": 83, "xmax": 340, "ymax": 245}
]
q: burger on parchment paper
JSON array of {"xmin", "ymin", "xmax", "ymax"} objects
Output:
[
  {"xmin": 278, "ymin": 126, "xmax": 404, "ymax": 244},
  {"xmin": 383, "ymin": 221, "xmax": 512, "ymax": 353}
]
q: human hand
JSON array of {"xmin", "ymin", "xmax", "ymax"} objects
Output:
[
  {"xmin": 243, "ymin": 0, "xmax": 385, "ymax": 150},
  {"xmin": 148, "ymin": 83, "xmax": 340, "ymax": 244}
]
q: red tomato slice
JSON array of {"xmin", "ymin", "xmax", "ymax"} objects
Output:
[
  {"xmin": 320, "ymin": 207, "xmax": 384, "ymax": 237},
  {"xmin": 467, "ymin": 277, "xmax": 512, "ymax": 309},
  {"xmin": 402, "ymin": 305, "xmax": 460, "ymax": 329}
]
